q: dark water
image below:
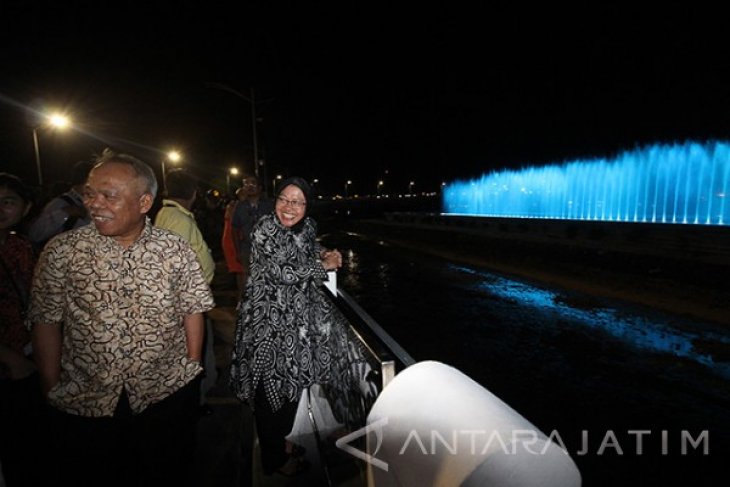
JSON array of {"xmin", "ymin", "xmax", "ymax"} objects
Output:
[{"xmin": 320, "ymin": 229, "xmax": 730, "ymax": 487}]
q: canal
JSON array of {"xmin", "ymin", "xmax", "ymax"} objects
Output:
[{"xmin": 318, "ymin": 226, "xmax": 729, "ymax": 487}]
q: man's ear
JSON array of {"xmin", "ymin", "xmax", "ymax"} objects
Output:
[{"xmin": 139, "ymin": 193, "xmax": 154, "ymax": 213}]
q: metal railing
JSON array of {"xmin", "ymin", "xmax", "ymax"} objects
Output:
[{"xmin": 319, "ymin": 271, "xmax": 415, "ymax": 432}]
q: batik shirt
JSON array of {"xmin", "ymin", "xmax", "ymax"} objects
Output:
[
  {"xmin": 230, "ymin": 213, "xmax": 335, "ymax": 411},
  {"xmin": 27, "ymin": 220, "xmax": 215, "ymax": 417}
]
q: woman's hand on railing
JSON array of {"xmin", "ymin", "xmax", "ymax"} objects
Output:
[{"xmin": 321, "ymin": 249, "xmax": 343, "ymax": 271}]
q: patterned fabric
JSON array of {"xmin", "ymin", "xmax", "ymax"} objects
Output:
[
  {"xmin": 0, "ymin": 234, "xmax": 36, "ymax": 353},
  {"xmin": 230, "ymin": 213, "xmax": 336, "ymax": 411},
  {"xmin": 26, "ymin": 220, "xmax": 215, "ymax": 417}
]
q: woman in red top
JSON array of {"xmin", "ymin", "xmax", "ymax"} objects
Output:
[{"xmin": 222, "ymin": 188, "xmax": 245, "ymax": 294}]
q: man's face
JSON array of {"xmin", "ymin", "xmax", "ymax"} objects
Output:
[
  {"xmin": 83, "ymin": 162, "xmax": 152, "ymax": 245},
  {"xmin": 241, "ymin": 177, "xmax": 260, "ymax": 197}
]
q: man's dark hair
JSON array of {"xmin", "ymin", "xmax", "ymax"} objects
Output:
[{"xmin": 164, "ymin": 168, "xmax": 198, "ymax": 200}]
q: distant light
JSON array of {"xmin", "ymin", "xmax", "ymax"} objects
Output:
[
  {"xmin": 167, "ymin": 150, "xmax": 181, "ymax": 162},
  {"xmin": 230, "ymin": 167, "xmax": 239, "ymax": 175}
]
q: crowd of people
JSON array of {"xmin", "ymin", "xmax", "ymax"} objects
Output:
[{"xmin": 0, "ymin": 149, "xmax": 342, "ymax": 485}]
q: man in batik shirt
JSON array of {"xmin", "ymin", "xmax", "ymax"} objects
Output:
[{"xmin": 27, "ymin": 149, "xmax": 214, "ymax": 487}]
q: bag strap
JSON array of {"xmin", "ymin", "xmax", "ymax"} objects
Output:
[{"xmin": 59, "ymin": 193, "xmax": 80, "ymax": 231}]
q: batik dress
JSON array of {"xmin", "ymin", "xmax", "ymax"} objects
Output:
[{"xmin": 230, "ymin": 213, "xmax": 336, "ymax": 411}]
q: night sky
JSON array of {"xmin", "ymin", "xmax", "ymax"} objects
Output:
[{"xmin": 2, "ymin": 3, "xmax": 729, "ymax": 196}]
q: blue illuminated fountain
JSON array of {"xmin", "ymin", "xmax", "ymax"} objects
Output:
[{"xmin": 443, "ymin": 140, "xmax": 730, "ymax": 225}]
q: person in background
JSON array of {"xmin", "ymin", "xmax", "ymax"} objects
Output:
[
  {"xmin": 231, "ymin": 175, "xmax": 273, "ymax": 286},
  {"xmin": 154, "ymin": 168, "xmax": 217, "ymax": 416},
  {"xmin": 222, "ymin": 187, "xmax": 245, "ymax": 295},
  {"xmin": 194, "ymin": 189, "xmax": 224, "ymax": 261},
  {"xmin": 230, "ymin": 176, "xmax": 342, "ymax": 477},
  {"xmin": 27, "ymin": 159, "xmax": 94, "ymax": 249},
  {"xmin": 0, "ymin": 173, "xmax": 43, "ymax": 486},
  {"xmin": 27, "ymin": 149, "xmax": 214, "ymax": 487},
  {"xmin": 154, "ymin": 168, "xmax": 215, "ymax": 283}
]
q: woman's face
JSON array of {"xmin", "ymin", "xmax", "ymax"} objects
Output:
[{"xmin": 275, "ymin": 184, "xmax": 307, "ymax": 228}]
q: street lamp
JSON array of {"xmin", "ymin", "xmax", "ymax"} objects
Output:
[
  {"xmin": 409, "ymin": 181, "xmax": 415, "ymax": 194},
  {"xmin": 206, "ymin": 82, "xmax": 264, "ymax": 181},
  {"xmin": 311, "ymin": 178, "xmax": 319, "ymax": 198},
  {"xmin": 272, "ymin": 174, "xmax": 282, "ymax": 194},
  {"xmin": 345, "ymin": 180, "xmax": 352, "ymax": 198},
  {"xmin": 227, "ymin": 167, "xmax": 239, "ymax": 195},
  {"xmin": 161, "ymin": 150, "xmax": 181, "ymax": 188},
  {"xmin": 32, "ymin": 112, "xmax": 71, "ymax": 186},
  {"xmin": 377, "ymin": 180, "xmax": 384, "ymax": 196}
]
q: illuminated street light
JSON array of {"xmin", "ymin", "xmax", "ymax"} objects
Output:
[
  {"xmin": 272, "ymin": 174, "xmax": 282, "ymax": 194},
  {"xmin": 168, "ymin": 150, "xmax": 181, "ymax": 163},
  {"xmin": 377, "ymin": 180, "xmax": 384, "ymax": 196},
  {"xmin": 345, "ymin": 180, "xmax": 352, "ymax": 198},
  {"xmin": 311, "ymin": 178, "xmax": 320, "ymax": 198},
  {"xmin": 227, "ymin": 167, "xmax": 239, "ymax": 195},
  {"xmin": 409, "ymin": 181, "xmax": 415, "ymax": 194},
  {"xmin": 32, "ymin": 112, "xmax": 71, "ymax": 186},
  {"xmin": 161, "ymin": 150, "xmax": 182, "ymax": 188}
]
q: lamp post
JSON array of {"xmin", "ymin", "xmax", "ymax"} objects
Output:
[
  {"xmin": 312, "ymin": 178, "xmax": 319, "ymax": 198},
  {"xmin": 206, "ymin": 82, "xmax": 263, "ymax": 180},
  {"xmin": 409, "ymin": 181, "xmax": 415, "ymax": 194},
  {"xmin": 377, "ymin": 180, "xmax": 384, "ymax": 196},
  {"xmin": 227, "ymin": 167, "xmax": 239, "ymax": 195},
  {"xmin": 345, "ymin": 180, "xmax": 352, "ymax": 198},
  {"xmin": 162, "ymin": 150, "xmax": 181, "ymax": 189},
  {"xmin": 32, "ymin": 113, "xmax": 71, "ymax": 186},
  {"xmin": 271, "ymin": 174, "xmax": 283, "ymax": 194}
]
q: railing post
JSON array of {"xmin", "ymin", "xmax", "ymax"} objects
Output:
[{"xmin": 325, "ymin": 270, "xmax": 337, "ymax": 295}]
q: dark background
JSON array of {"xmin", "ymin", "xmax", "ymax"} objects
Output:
[{"xmin": 2, "ymin": 2, "xmax": 729, "ymax": 196}]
